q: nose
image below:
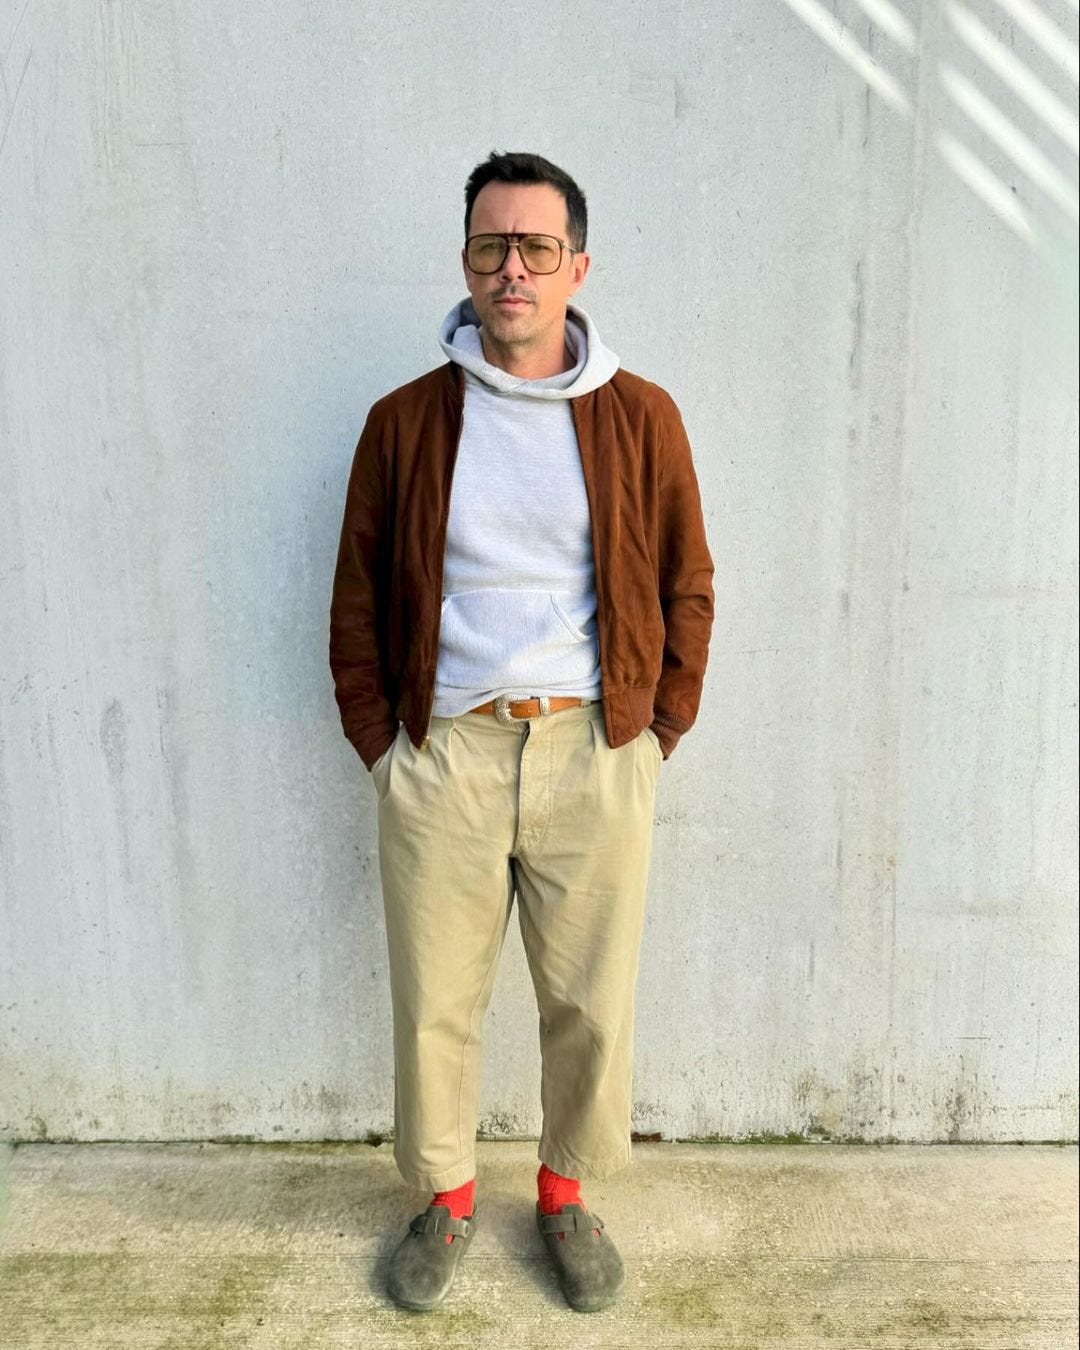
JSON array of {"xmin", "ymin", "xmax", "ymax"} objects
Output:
[{"xmin": 498, "ymin": 240, "xmax": 528, "ymax": 281}]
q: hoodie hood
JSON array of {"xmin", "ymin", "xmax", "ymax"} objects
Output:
[{"xmin": 438, "ymin": 297, "xmax": 619, "ymax": 399}]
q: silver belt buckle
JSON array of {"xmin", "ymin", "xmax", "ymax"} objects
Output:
[
  {"xmin": 493, "ymin": 694, "xmax": 518, "ymax": 727},
  {"xmin": 494, "ymin": 694, "xmax": 551, "ymax": 727}
]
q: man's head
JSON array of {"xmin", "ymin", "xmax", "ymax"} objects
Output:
[
  {"xmin": 461, "ymin": 152, "xmax": 591, "ymax": 368},
  {"xmin": 464, "ymin": 152, "xmax": 588, "ymax": 252}
]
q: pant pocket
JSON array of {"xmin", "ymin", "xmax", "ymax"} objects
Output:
[{"xmin": 371, "ymin": 727, "xmax": 401, "ymax": 796}]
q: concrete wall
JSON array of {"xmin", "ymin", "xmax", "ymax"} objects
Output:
[{"xmin": 1, "ymin": 0, "xmax": 1076, "ymax": 1144}]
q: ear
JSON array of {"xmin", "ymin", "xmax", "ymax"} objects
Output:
[
  {"xmin": 461, "ymin": 248, "xmax": 471, "ymax": 286},
  {"xmin": 567, "ymin": 250, "xmax": 591, "ymax": 296}
]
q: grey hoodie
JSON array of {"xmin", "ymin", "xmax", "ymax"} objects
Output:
[
  {"xmin": 437, "ymin": 297, "xmax": 619, "ymax": 397},
  {"xmin": 430, "ymin": 298, "xmax": 620, "ymax": 718}
]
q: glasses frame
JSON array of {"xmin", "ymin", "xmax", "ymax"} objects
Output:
[{"xmin": 464, "ymin": 232, "xmax": 579, "ymax": 276}]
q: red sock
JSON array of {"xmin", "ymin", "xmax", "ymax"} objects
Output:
[
  {"xmin": 430, "ymin": 1177, "xmax": 475, "ymax": 1244},
  {"xmin": 537, "ymin": 1163, "xmax": 600, "ymax": 1238},
  {"xmin": 537, "ymin": 1161, "xmax": 582, "ymax": 1212}
]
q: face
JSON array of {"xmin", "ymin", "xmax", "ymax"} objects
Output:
[{"xmin": 462, "ymin": 181, "xmax": 590, "ymax": 355}]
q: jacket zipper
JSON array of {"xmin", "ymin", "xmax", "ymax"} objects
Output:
[
  {"xmin": 419, "ymin": 371, "xmax": 466, "ymax": 749},
  {"xmin": 570, "ymin": 395, "xmax": 609, "ymax": 744}
]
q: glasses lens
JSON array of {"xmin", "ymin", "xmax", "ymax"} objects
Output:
[
  {"xmin": 466, "ymin": 235, "xmax": 506, "ymax": 272},
  {"xmin": 466, "ymin": 235, "xmax": 564, "ymax": 274},
  {"xmin": 519, "ymin": 236, "xmax": 562, "ymax": 273}
]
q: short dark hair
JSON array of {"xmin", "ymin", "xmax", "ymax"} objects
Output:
[{"xmin": 463, "ymin": 151, "xmax": 588, "ymax": 251}]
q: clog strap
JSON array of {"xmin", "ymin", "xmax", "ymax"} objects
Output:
[
  {"xmin": 409, "ymin": 1205, "xmax": 474, "ymax": 1238},
  {"xmin": 538, "ymin": 1205, "xmax": 604, "ymax": 1235}
]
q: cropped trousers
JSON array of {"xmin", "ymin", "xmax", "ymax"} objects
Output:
[{"xmin": 371, "ymin": 699, "xmax": 662, "ymax": 1192}]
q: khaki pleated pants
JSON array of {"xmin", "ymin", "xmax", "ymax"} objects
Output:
[{"xmin": 371, "ymin": 700, "xmax": 662, "ymax": 1192}]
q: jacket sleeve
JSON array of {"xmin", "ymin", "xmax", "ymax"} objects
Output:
[
  {"xmin": 328, "ymin": 409, "xmax": 398, "ymax": 770},
  {"xmin": 650, "ymin": 395, "xmax": 715, "ymax": 758}
]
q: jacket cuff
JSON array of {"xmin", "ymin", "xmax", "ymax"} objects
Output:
[
  {"xmin": 348, "ymin": 723, "xmax": 398, "ymax": 772},
  {"xmin": 650, "ymin": 719, "xmax": 683, "ymax": 760}
]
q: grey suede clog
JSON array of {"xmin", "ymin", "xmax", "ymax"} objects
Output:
[
  {"xmin": 386, "ymin": 1203, "xmax": 477, "ymax": 1311},
  {"xmin": 535, "ymin": 1201, "xmax": 625, "ymax": 1312}
]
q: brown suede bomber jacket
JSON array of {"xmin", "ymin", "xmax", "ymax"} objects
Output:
[{"xmin": 329, "ymin": 359, "xmax": 715, "ymax": 770}]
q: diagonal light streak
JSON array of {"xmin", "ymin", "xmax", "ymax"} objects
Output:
[
  {"xmin": 781, "ymin": 0, "xmax": 913, "ymax": 115},
  {"xmin": 989, "ymin": 0, "xmax": 1079, "ymax": 84},
  {"xmin": 947, "ymin": 1, "xmax": 1080, "ymax": 153},
  {"xmin": 936, "ymin": 130, "xmax": 1037, "ymax": 240},
  {"xmin": 780, "ymin": 0, "xmax": 1079, "ymax": 248},
  {"xmin": 941, "ymin": 63, "xmax": 1080, "ymax": 222},
  {"xmin": 850, "ymin": 0, "xmax": 918, "ymax": 53}
]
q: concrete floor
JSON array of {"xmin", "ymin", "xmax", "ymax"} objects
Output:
[{"xmin": 0, "ymin": 1140, "xmax": 1076, "ymax": 1349}]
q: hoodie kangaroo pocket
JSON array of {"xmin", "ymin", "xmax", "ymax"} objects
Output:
[{"xmin": 437, "ymin": 588, "xmax": 597, "ymax": 690}]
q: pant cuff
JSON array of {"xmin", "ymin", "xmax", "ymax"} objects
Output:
[
  {"xmin": 395, "ymin": 1154, "xmax": 477, "ymax": 1193},
  {"xmin": 537, "ymin": 1138, "xmax": 633, "ymax": 1181}
]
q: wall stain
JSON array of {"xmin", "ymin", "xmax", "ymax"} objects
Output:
[
  {"xmin": 477, "ymin": 1111, "xmax": 527, "ymax": 1137},
  {"xmin": 99, "ymin": 698, "xmax": 127, "ymax": 784}
]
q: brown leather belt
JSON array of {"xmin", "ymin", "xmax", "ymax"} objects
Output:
[{"xmin": 468, "ymin": 695, "xmax": 596, "ymax": 727}]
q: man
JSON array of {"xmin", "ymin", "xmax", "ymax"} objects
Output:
[{"xmin": 328, "ymin": 151, "xmax": 714, "ymax": 1313}]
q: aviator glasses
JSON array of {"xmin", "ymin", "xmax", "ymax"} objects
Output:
[{"xmin": 465, "ymin": 232, "xmax": 576, "ymax": 275}]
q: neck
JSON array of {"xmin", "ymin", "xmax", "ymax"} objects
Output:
[{"xmin": 480, "ymin": 323, "xmax": 576, "ymax": 381}]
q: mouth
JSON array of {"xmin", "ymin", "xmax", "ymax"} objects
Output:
[{"xmin": 493, "ymin": 296, "xmax": 531, "ymax": 307}]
